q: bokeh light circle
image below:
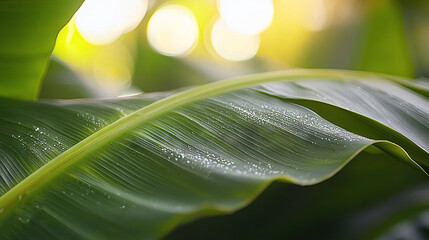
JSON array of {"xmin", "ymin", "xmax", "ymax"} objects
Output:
[
  {"xmin": 211, "ymin": 18, "xmax": 260, "ymax": 61},
  {"xmin": 147, "ymin": 5, "xmax": 199, "ymax": 57},
  {"xmin": 219, "ymin": 0, "xmax": 274, "ymax": 35},
  {"xmin": 75, "ymin": 0, "xmax": 148, "ymax": 45}
]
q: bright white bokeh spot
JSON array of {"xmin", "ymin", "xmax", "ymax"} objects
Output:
[
  {"xmin": 219, "ymin": 0, "xmax": 273, "ymax": 35},
  {"xmin": 147, "ymin": 5, "xmax": 199, "ymax": 57},
  {"xmin": 75, "ymin": 0, "xmax": 148, "ymax": 45},
  {"xmin": 211, "ymin": 19, "xmax": 260, "ymax": 61}
]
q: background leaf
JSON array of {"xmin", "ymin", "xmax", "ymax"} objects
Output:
[
  {"xmin": 0, "ymin": 0, "xmax": 83, "ymax": 100},
  {"xmin": 353, "ymin": 0, "xmax": 414, "ymax": 77},
  {"xmin": 39, "ymin": 58, "xmax": 99, "ymax": 99}
]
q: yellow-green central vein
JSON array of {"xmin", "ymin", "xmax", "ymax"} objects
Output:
[{"xmin": 0, "ymin": 68, "xmax": 408, "ymax": 216}]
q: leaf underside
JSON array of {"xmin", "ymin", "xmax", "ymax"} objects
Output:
[{"xmin": 0, "ymin": 70, "xmax": 427, "ymax": 239}]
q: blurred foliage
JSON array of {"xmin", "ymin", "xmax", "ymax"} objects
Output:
[
  {"xmin": 53, "ymin": 22, "xmax": 136, "ymax": 97},
  {"xmin": 131, "ymin": 33, "xmax": 209, "ymax": 92},
  {"xmin": 354, "ymin": 0, "xmax": 414, "ymax": 77},
  {"xmin": 398, "ymin": 0, "xmax": 429, "ymax": 78},
  {"xmin": 39, "ymin": 58, "xmax": 97, "ymax": 99},
  {"xmin": 43, "ymin": 0, "xmax": 429, "ymax": 99},
  {"xmin": 0, "ymin": 0, "xmax": 83, "ymax": 100}
]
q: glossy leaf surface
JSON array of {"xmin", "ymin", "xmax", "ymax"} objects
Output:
[{"xmin": 0, "ymin": 70, "xmax": 427, "ymax": 239}]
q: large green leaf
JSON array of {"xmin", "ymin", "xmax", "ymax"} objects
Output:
[
  {"xmin": 0, "ymin": 70, "xmax": 427, "ymax": 239},
  {"xmin": 0, "ymin": 0, "xmax": 83, "ymax": 100}
]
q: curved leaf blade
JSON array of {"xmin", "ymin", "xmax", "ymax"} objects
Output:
[
  {"xmin": 257, "ymin": 78, "xmax": 429, "ymax": 169},
  {"xmin": 0, "ymin": 70, "xmax": 427, "ymax": 239}
]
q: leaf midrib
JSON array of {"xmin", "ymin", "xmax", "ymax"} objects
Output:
[{"xmin": 0, "ymin": 68, "xmax": 414, "ymax": 215}]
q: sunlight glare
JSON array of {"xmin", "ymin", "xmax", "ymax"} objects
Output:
[
  {"xmin": 211, "ymin": 18, "xmax": 260, "ymax": 61},
  {"xmin": 75, "ymin": 0, "xmax": 148, "ymax": 45},
  {"xmin": 147, "ymin": 4, "xmax": 198, "ymax": 56},
  {"xmin": 147, "ymin": 5, "xmax": 199, "ymax": 57},
  {"xmin": 218, "ymin": 0, "xmax": 273, "ymax": 35},
  {"xmin": 305, "ymin": 0, "xmax": 328, "ymax": 31}
]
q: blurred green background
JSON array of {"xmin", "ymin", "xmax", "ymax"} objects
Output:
[{"xmin": 41, "ymin": 0, "xmax": 429, "ymax": 99}]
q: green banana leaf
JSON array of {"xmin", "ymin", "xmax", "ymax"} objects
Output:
[
  {"xmin": 0, "ymin": 0, "xmax": 83, "ymax": 100},
  {"xmin": 0, "ymin": 69, "xmax": 428, "ymax": 239}
]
